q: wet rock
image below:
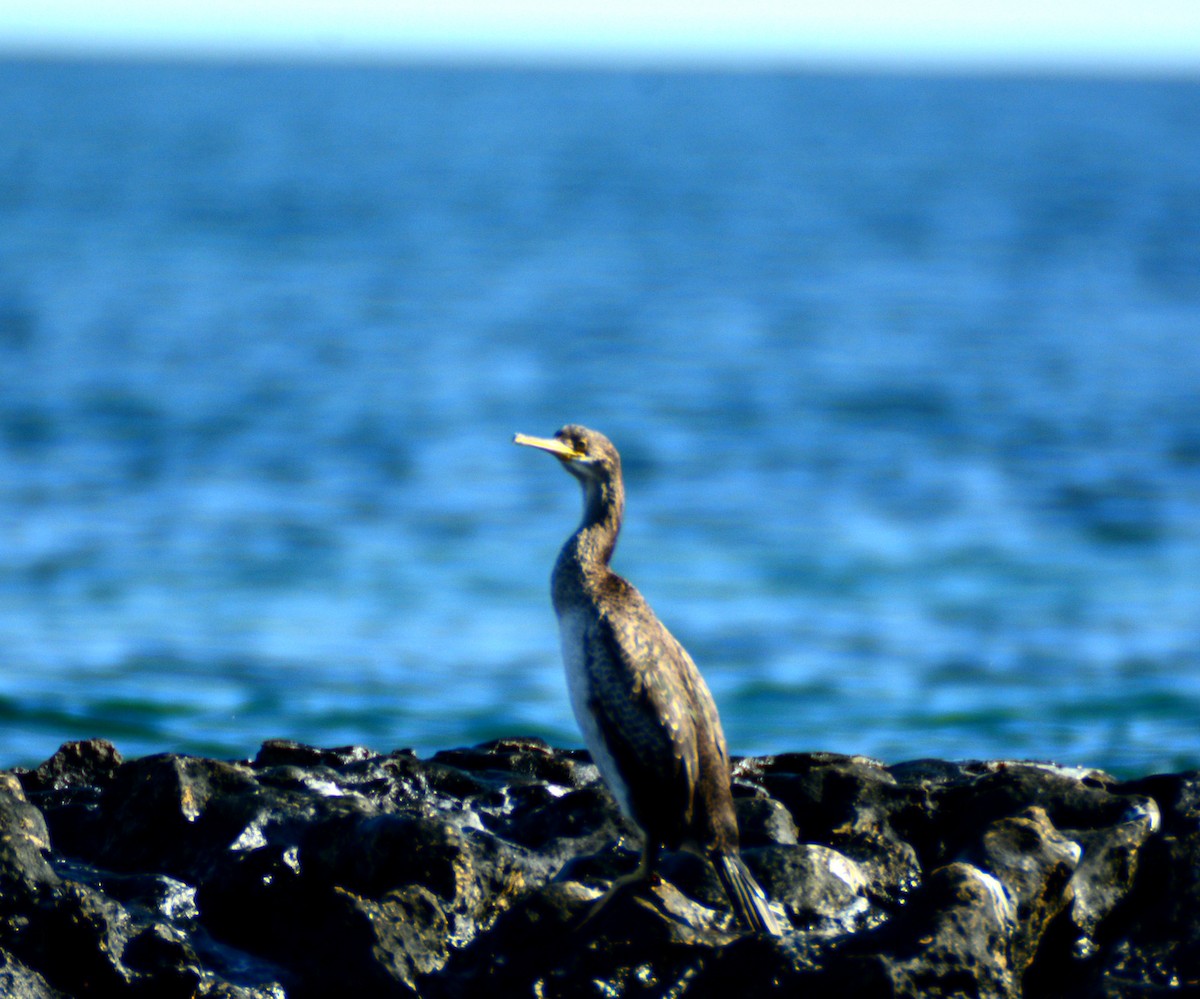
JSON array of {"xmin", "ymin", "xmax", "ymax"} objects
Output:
[
  {"xmin": 757, "ymin": 753, "xmax": 926, "ymax": 906},
  {"xmin": 748, "ymin": 842, "xmax": 877, "ymax": 934},
  {"xmin": 1, "ymin": 741, "xmax": 1198, "ymax": 997},
  {"xmin": 733, "ymin": 792, "xmax": 800, "ymax": 847},
  {"xmin": 23, "ymin": 739, "xmax": 124, "ymax": 794},
  {"xmin": 1063, "ymin": 795, "xmax": 1159, "ymax": 953},
  {"xmin": 0, "ymin": 773, "xmax": 59, "ymax": 903},
  {"xmin": 96, "ymin": 754, "xmax": 267, "ymax": 875},
  {"xmin": 965, "ymin": 806, "xmax": 1080, "ymax": 974},
  {"xmin": 829, "ymin": 861, "xmax": 1020, "ymax": 999},
  {"xmin": 0, "ymin": 946, "xmax": 68, "ymax": 999},
  {"xmin": 25, "ymin": 881, "xmax": 142, "ymax": 996},
  {"xmin": 1063, "ymin": 771, "xmax": 1200, "ymax": 999}
]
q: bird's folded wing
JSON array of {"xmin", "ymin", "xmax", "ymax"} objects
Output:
[{"xmin": 585, "ymin": 611, "xmax": 700, "ymax": 830}]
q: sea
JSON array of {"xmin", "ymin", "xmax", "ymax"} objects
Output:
[{"xmin": 1, "ymin": 56, "xmax": 1198, "ymax": 777}]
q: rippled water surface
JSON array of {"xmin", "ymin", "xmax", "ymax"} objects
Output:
[{"xmin": 1, "ymin": 58, "xmax": 1198, "ymax": 774}]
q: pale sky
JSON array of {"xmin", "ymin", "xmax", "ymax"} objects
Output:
[{"xmin": 2, "ymin": 0, "xmax": 1200, "ymax": 71}]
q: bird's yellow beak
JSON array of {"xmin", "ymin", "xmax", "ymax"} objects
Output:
[{"xmin": 513, "ymin": 433, "xmax": 580, "ymax": 460}]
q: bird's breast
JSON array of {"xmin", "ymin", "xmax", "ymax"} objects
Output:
[{"xmin": 556, "ymin": 606, "xmax": 635, "ymax": 818}]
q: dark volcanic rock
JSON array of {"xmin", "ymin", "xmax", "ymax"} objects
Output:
[
  {"xmin": 3, "ymin": 739, "xmax": 1198, "ymax": 997},
  {"xmin": 0, "ymin": 773, "xmax": 60, "ymax": 901},
  {"xmin": 827, "ymin": 860, "xmax": 1020, "ymax": 999}
]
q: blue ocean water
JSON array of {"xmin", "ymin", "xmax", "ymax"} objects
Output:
[{"xmin": 0, "ymin": 57, "xmax": 1198, "ymax": 775}]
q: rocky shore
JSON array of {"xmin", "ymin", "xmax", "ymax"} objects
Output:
[{"xmin": 1, "ymin": 737, "xmax": 1197, "ymax": 997}]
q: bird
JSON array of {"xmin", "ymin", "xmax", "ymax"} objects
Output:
[{"xmin": 514, "ymin": 424, "xmax": 782, "ymax": 935}]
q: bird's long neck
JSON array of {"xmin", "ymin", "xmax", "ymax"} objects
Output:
[{"xmin": 552, "ymin": 474, "xmax": 624, "ymax": 609}]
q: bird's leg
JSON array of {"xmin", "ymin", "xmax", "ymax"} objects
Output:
[
  {"xmin": 633, "ymin": 838, "xmax": 661, "ymax": 881},
  {"xmin": 576, "ymin": 839, "xmax": 661, "ymax": 930}
]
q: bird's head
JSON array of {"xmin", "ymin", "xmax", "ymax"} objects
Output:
[{"xmin": 513, "ymin": 424, "xmax": 621, "ymax": 486}]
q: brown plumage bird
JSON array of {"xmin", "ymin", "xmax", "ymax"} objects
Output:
[{"xmin": 514, "ymin": 424, "xmax": 781, "ymax": 935}]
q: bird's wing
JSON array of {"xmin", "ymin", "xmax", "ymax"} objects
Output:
[{"xmin": 584, "ymin": 602, "xmax": 702, "ymax": 836}]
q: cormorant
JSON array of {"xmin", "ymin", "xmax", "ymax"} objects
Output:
[{"xmin": 514, "ymin": 424, "xmax": 781, "ymax": 935}]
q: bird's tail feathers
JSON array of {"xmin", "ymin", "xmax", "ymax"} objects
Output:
[{"xmin": 713, "ymin": 851, "xmax": 783, "ymax": 936}]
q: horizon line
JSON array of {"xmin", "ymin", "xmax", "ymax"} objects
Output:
[{"xmin": 3, "ymin": 37, "xmax": 1199, "ymax": 80}]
